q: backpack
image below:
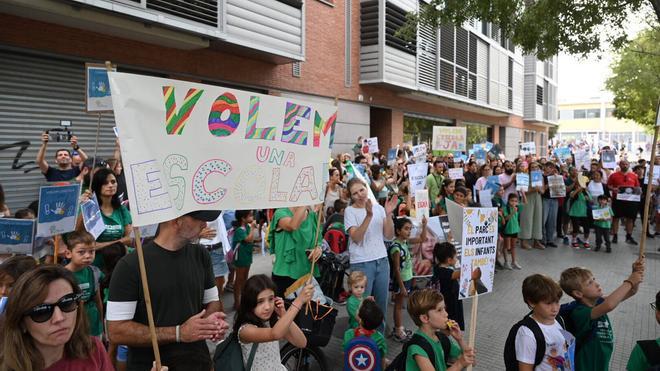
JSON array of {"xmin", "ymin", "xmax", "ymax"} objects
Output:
[
  {"xmin": 503, "ymin": 314, "xmax": 566, "ymax": 370},
  {"xmin": 344, "ymin": 335, "xmax": 382, "ymax": 371},
  {"xmin": 637, "ymin": 340, "xmax": 660, "ymax": 370},
  {"xmin": 387, "ymin": 241, "xmax": 409, "ymax": 283},
  {"xmin": 386, "ymin": 332, "xmax": 450, "ymax": 371},
  {"xmin": 324, "ymin": 224, "xmax": 347, "ymax": 254},
  {"xmin": 213, "ymin": 332, "xmax": 258, "ymax": 371},
  {"xmin": 558, "ymin": 299, "xmax": 599, "ymax": 354}
]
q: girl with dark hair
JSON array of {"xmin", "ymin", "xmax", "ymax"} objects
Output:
[
  {"xmin": 233, "ymin": 274, "xmax": 312, "ymax": 370},
  {"xmin": 324, "ymin": 167, "xmax": 347, "ymax": 215},
  {"xmin": 0, "ymin": 265, "xmax": 112, "ymax": 370}
]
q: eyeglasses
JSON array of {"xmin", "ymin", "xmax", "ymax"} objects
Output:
[{"xmin": 24, "ymin": 293, "xmax": 81, "ymax": 323}]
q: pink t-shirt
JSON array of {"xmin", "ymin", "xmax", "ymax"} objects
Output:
[{"xmin": 45, "ymin": 337, "xmax": 113, "ymax": 371}]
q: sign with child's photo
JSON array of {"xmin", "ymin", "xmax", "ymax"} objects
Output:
[
  {"xmin": 515, "ymin": 173, "xmax": 529, "ymax": 192},
  {"xmin": 37, "ymin": 183, "xmax": 81, "ymax": 237},
  {"xmin": 592, "ymin": 208, "xmax": 612, "ymax": 220},
  {"xmin": 81, "ymin": 194, "xmax": 105, "ymax": 239},
  {"xmin": 548, "ymin": 175, "xmax": 566, "ymax": 198},
  {"xmin": 601, "ymin": 150, "xmax": 616, "ymax": 169},
  {"xmin": 458, "ymin": 207, "xmax": 498, "ymax": 300},
  {"xmin": 0, "ymin": 218, "xmax": 35, "ymax": 255},
  {"xmin": 519, "ymin": 142, "xmax": 536, "ymax": 156}
]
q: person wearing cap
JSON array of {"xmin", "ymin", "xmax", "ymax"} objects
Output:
[
  {"xmin": 106, "ymin": 210, "xmax": 229, "ymax": 371},
  {"xmin": 36, "ymin": 131, "xmax": 88, "ymax": 182}
]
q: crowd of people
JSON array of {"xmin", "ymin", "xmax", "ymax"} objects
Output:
[{"xmin": 0, "ymin": 131, "xmax": 657, "ymax": 371}]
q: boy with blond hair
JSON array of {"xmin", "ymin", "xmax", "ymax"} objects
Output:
[
  {"xmin": 559, "ymin": 258, "xmax": 644, "ymax": 371},
  {"xmin": 403, "ymin": 289, "xmax": 474, "ymax": 371},
  {"xmin": 347, "ymin": 271, "xmax": 368, "ymax": 329}
]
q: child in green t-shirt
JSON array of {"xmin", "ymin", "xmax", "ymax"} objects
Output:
[
  {"xmin": 626, "ymin": 290, "xmax": 659, "ymax": 371},
  {"xmin": 568, "ymin": 177, "xmax": 592, "ymax": 248},
  {"xmin": 405, "ymin": 289, "xmax": 474, "ymax": 371},
  {"xmin": 346, "ymin": 271, "xmax": 368, "ymax": 330},
  {"xmin": 559, "ymin": 259, "xmax": 645, "ymax": 371},
  {"xmin": 343, "ymin": 298, "xmax": 388, "ymax": 368},
  {"xmin": 592, "ymin": 195, "xmax": 613, "ymax": 253},
  {"xmin": 64, "ymin": 230, "xmax": 104, "ymax": 338},
  {"xmin": 389, "ymin": 216, "xmax": 427, "ymax": 342},
  {"xmin": 499, "ymin": 193, "xmax": 523, "ymax": 270}
]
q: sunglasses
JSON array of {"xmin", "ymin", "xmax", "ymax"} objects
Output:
[{"xmin": 24, "ymin": 293, "xmax": 81, "ymax": 323}]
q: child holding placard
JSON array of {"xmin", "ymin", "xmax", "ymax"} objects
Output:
[
  {"xmin": 592, "ymin": 195, "xmax": 613, "ymax": 253},
  {"xmin": 500, "ymin": 193, "xmax": 523, "ymax": 270}
]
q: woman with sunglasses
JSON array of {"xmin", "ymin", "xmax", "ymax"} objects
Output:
[{"xmin": 0, "ymin": 265, "xmax": 112, "ymax": 370}]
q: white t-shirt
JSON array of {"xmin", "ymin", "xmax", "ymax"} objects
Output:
[
  {"xmin": 344, "ymin": 204, "xmax": 388, "ymax": 264},
  {"xmin": 514, "ymin": 318, "xmax": 571, "ymax": 371},
  {"xmin": 499, "ymin": 173, "xmax": 516, "ymax": 203}
]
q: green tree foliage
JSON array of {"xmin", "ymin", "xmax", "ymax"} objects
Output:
[
  {"xmin": 399, "ymin": 0, "xmax": 659, "ymax": 60},
  {"xmin": 606, "ymin": 27, "xmax": 660, "ymax": 130}
]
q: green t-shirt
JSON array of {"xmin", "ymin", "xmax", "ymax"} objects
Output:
[
  {"xmin": 569, "ymin": 191, "xmax": 589, "ymax": 217},
  {"xmin": 93, "ymin": 205, "xmax": 132, "ymax": 269},
  {"xmin": 626, "ymin": 338, "xmax": 659, "ymax": 371},
  {"xmin": 571, "ymin": 302, "xmax": 614, "ymax": 371},
  {"xmin": 343, "ymin": 328, "xmax": 388, "ymax": 359},
  {"xmin": 427, "ymin": 173, "xmax": 444, "ymax": 207},
  {"xmin": 592, "ymin": 206, "xmax": 613, "ymax": 229},
  {"xmin": 502, "ymin": 204, "xmax": 523, "ymax": 235},
  {"xmin": 270, "ymin": 208, "xmax": 320, "ymax": 279},
  {"xmin": 232, "ymin": 225, "xmax": 253, "ymax": 268},
  {"xmin": 346, "ymin": 295, "xmax": 362, "ymax": 329},
  {"xmin": 389, "ymin": 239, "xmax": 413, "ymax": 282},
  {"xmin": 405, "ymin": 330, "xmax": 461, "ymax": 371},
  {"xmin": 72, "ymin": 266, "xmax": 102, "ymax": 336}
]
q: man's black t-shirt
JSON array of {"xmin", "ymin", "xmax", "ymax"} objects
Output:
[
  {"xmin": 108, "ymin": 242, "xmax": 216, "ymax": 371},
  {"xmin": 44, "ymin": 166, "xmax": 80, "ymax": 182}
]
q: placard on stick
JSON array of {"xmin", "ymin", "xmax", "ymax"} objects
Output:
[
  {"xmin": 37, "ymin": 183, "xmax": 81, "ymax": 237},
  {"xmin": 0, "ymin": 218, "xmax": 35, "ymax": 255}
]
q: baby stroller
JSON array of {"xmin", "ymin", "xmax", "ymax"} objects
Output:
[{"xmin": 317, "ymin": 249, "xmax": 350, "ymax": 302}]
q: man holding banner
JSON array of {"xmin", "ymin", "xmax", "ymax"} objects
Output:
[{"xmin": 107, "ymin": 210, "xmax": 228, "ymax": 371}]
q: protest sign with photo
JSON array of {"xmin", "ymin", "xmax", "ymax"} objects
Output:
[
  {"xmin": 548, "ymin": 175, "xmax": 566, "ymax": 198},
  {"xmin": 485, "ymin": 175, "xmax": 501, "ymax": 195},
  {"xmin": 0, "ymin": 218, "xmax": 35, "ymax": 255},
  {"xmin": 574, "ymin": 150, "xmax": 591, "ymax": 171},
  {"xmin": 80, "ymin": 194, "xmax": 105, "ymax": 239},
  {"xmin": 37, "ymin": 183, "xmax": 80, "ymax": 237},
  {"xmin": 408, "ymin": 162, "xmax": 429, "ymax": 194},
  {"xmin": 109, "ymin": 72, "xmax": 337, "ymax": 226},
  {"xmin": 448, "ymin": 168, "xmax": 464, "ymax": 180},
  {"xmin": 643, "ymin": 165, "xmax": 660, "ymax": 185},
  {"xmin": 414, "ymin": 189, "xmax": 430, "ymax": 221},
  {"xmin": 601, "ymin": 150, "xmax": 616, "ymax": 169},
  {"xmin": 554, "ymin": 147, "xmax": 572, "ymax": 162},
  {"xmin": 387, "ymin": 148, "xmax": 398, "ymax": 166},
  {"xmin": 412, "ymin": 143, "xmax": 427, "ymax": 160},
  {"xmin": 530, "ymin": 171, "xmax": 543, "ymax": 188},
  {"xmin": 478, "ymin": 189, "xmax": 493, "ymax": 208},
  {"xmin": 475, "ymin": 149, "xmax": 487, "ymax": 165},
  {"xmin": 516, "ymin": 173, "xmax": 529, "ymax": 192},
  {"xmin": 519, "ymin": 142, "xmax": 536, "ymax": 156},
  {"xmin": 616, "ymin": 187, "xmax": 641, "ymax": 202},
  {"xmin": 362, "ymin": 137, "xmax": 379, "ymax": 154},
  {"xmin": 592, "ymin": 208, "xmax": 612, "ymax": 220},
  {"xmin": 432, "ymin": 126, "xmax": 466, "ymax": 152},
  {"xmin": 458, "ymin": 207, "xmax": 498, "ymax": 299}
]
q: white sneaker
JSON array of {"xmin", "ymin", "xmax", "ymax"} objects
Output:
[
  {"xmin": 503, "ymin": 262, "xmax": 513, "ymax": 270},
  {"xmin": 512, "ymin": 262, "xmax": 522, "ymax": 270}
]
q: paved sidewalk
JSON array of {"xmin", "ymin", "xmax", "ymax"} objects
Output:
[{"xmin": 214, "ymin": 227, "xmax": 659, "ymax": 370}]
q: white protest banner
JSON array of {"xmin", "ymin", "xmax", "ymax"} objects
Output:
[
  {"xmin": 592, "ymin": 207, "xmax": 612, "ymax": 220},
  {"xmin": 80, "ymin": 194, "xmax": 106, "ymax": 239},
  {"xmin": 415, "ymin": 189, "xmax": 430, "ymax": 221},
  {"xmin": 363, "ymin": 137, "xmax": 379, "ymax": 154},
  {"xmin": 616, "ymin": 187, "xmax": 641, "ymax": 202},
  {"xmin": 643, "ymin": 165, "xmax": 660, "ymax": 185},
  {"xmin": 407, "ymin": 162, "xmax": 429, "ymax": 194},
  {"xmin": 574, "ymin": 150, "xmax": 591, "ymax": 171},
  {"xmin": 519, "ymin": 142, "xmax": 536, "ymax": 156},
  {"xmin": 448, "ymin": 168, "xmax": 464, "ymax": 180},
  {"xmin": 37, "ymin": 183, "xmax": 80, "ymax": 237},
  {"xmin": 601, "ymin": 150, "xmax": 616, "ymax": 169},
  {"xmin": 0, "ymin": 218, "xmax": 35, "ymax": 255},
  {"xmin": 478, "ymin": 189, "xmax": 493, "ymax": 208},
  {"xmin": 412, "ymin": 143, "xmax": 427, "ymax": 161},
  {"xmin": 458, "ymin": 207, "xmax": 498, "ymax": 299},
  {"xmin": 548, "ymin": 175, "xmax": 566, "ymax": 198},
  {"xmin": 109, "ymin": 72, "xmax": 337, "ymax": 226},
  {"xmin": 515, "ymin": 173, "xmax": 529, "ymax": 192},
  {"xmin": 432, "ymin": 126, "xmax": 466, "ymax": 152}
]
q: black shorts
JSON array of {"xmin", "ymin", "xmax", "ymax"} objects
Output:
[
  {"xmin": 612, "ymin": 199, "xmax": 639, "ymax": 219},
  {"xmin": 503, "ymin": 233, "xmax": 518, "ymax": 238}
]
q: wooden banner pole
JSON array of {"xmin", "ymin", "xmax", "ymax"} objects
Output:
[
  {"xmin": 87, "ymin": 112, "xmax": 103, "ymax": 193},
  {"xmin": 133, "ymin": 228, "xmax": 162, "ymax": 368},
  {"xmin": 53, "ymin": 234, "xmax": 59, "ymax": 264},
  {"xmin": 639, "ymin": 100, "xmax": 660, "ymax": 256},
  {"xmin": 466, "ymin": 295, "xmax": 479, "ymax": 371}
]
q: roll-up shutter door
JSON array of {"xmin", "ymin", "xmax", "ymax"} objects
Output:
[{"xmin": 0, "ymin": 49, "xmax": 117, "ymax": 212}]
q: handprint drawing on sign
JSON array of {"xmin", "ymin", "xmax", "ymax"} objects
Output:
[
  {"xmin": 9, "ymin": 231, "xmax": 21, "ymax": 241},
  {"xmin": 54, "ymin": 202, "xmax": 65, "ymax": 215}
]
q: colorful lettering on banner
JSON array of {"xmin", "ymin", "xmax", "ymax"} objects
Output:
[
  {"xmin": 245, "ymin": 96, "xmax": 276, "ymax": 140},
  {"xmin": 281, "ymin": 102, "xmax": 310, "ymax": 145},
  {"xmin": 163, "ymin": 154, "xmax": 188, "ymax": 210},
  {"xmin": 208, "ymin": 92, "xmax": 241, "ymax": 137},
  {"xmin": 162, "ymin": 86, "xmax": 203, "ymax": 135},
  {"xmin": 192, "ymin": 159, "xmax": 231, "ymax": 204},
  {"xmin": 313, "ymin": 111, "xmax": 337, "ymax": 148}
]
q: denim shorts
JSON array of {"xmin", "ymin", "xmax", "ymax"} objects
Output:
[
  {"xmin": 210, "ymin": 248, "xmax": 229, "ymax": 277},
  {"xmin": 116, "ymin": 345, "xmax": 128, "ymax": 362}
]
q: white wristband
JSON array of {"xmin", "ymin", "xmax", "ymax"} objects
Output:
[{"xmin": 175, "ymin": 325, "xmax": 181, "ymax": 343}]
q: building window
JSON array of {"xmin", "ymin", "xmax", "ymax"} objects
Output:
[
  {"xmin": 536, "ymin": 85, "xmax": 543, "ymax": 105},
  {"xmin": 574, "ymin": 109, "xmax": 586, "ymax": 119},
  {"xmin": 439, "ymin": 25, "xmax": 482, "ymax": 101},
  {"xmin": 559, "ymin": 109, "xmax": 574, "ymax": 119},
  {"xmin": 586, "ymin": 108, "xmax": 600, "ymax": 118},
  {"xmin": 385, "ymin": 2, "xmax": 416, "ymax": 54}
]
